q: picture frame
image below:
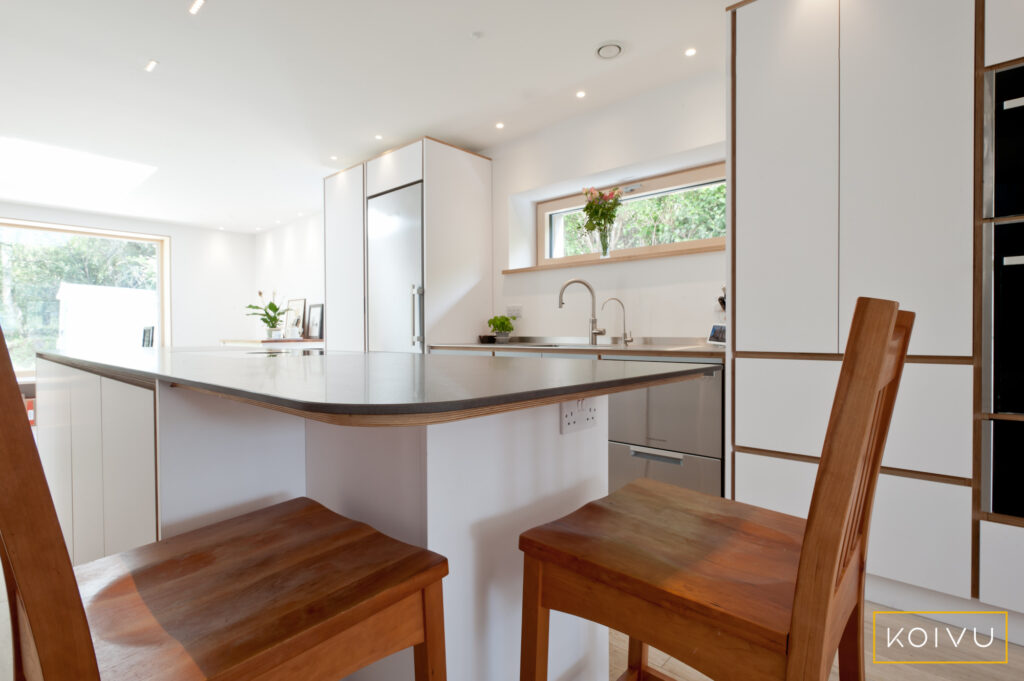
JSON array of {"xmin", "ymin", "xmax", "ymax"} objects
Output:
[
  {"xmin": 285, "ymin": 298, "xmax": 306, "ymax": 338},
  {"xmin": 307, "ymin": 304, "xmax": 324, "ymax": 340}
]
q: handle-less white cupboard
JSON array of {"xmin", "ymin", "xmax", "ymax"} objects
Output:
[{"xmin": 324, "ymin": 138, "xmax": 492, "ymax": 352}]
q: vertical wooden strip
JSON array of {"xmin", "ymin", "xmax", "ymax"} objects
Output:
[
  {"xmin": 971, "ymin": 0, "xmax": 986, "ymax": 601},
  {"xmin": 729, "ymin": 8, "xmax": 738, "ymax": 500}
]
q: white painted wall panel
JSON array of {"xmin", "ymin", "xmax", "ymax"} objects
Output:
[
  {"xmin": 101, "ymin": 379, "xmax": 156, "ymax": 555},
  {"xmin": 839, "ymin": 0, "xmax": 974, "ymax": 356},
  {"xmin": 324, "ymin": 165, "xmax": 365, "ymax": 351},
  {"xmin": 735, "ymin": 0, "xmax": 839, "ymax": 352},
  {"xmin": 734, "ymin": 451, "xmax": 817, "ymax": 518},
  {"xmin": 366, "ymin": 140, "xmax": 422, "ymax": 196},
  {"xmin": 980, "ymin": 521, "xmax": 1024, "ymax": 613}
]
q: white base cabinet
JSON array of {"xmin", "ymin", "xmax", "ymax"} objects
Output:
[
  {"xmin": 34, "ymin": 359, "xmax": 157, "ymax": 564},
  {"xmin": 735, "ymin": 359, "xmax": 972, "ymax": 478},
  {"xmin": 986, "ymin": 0, "xmax": 1024, "ymax": 67},
  {"xmin": 734, "ymin": 452, "xmax": 972, "ymax": 598},
  {"xmin": 980, "ymin": 521, "xmax": 1024, "ymax": 614}
]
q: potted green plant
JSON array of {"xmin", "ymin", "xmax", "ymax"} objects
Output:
[
  {"xmin": 580, "ymin": 186, "xmax": 623, "ymax": 257},
  {"xmin": 246, "ymin": 291, "xmax": 286, "ymax": 339},
  {"xmin": 487, "ymin": 315, "xmax": 516, "ymax": 343}
]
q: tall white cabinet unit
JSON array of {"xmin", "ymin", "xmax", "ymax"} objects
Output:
[
  {"xmin": 731, "ymin": 0, "xmax": 976, "ymax": 602},
  {"xmin": 34, "ymin": 359, "xmax": 157, "ymax": 565},
  {"xmin": 324, "ymin": 138, "xmax": 492, "ymax": 351}
]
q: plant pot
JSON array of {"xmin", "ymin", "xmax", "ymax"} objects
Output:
[
  {"xmin": 266, "ymin": 327, "xmax": 283, "ymax": 340},
  {"xmin": 494, "ymin": 332, "xmax": 510, "ymax": 344}
]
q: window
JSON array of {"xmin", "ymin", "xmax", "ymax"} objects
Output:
[
  {"xmin": 534, "ymin": 162, "xmax": 726, "ymax": 268},
  {"xmin": 0, "ymin": 221, "xmax": 168, "ymax": 377}
]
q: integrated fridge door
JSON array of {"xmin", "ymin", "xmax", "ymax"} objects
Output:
[{"xmin": 367, "ymin": 183, "xmax": 424, "ymax": 353}]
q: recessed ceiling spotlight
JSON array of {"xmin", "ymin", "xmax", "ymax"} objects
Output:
[
  {"xmin": 684, "ymin": 47, "xmax": 697, "ymax": 57},
  {"xmin": 495, "ymin": 122, "xmax": 504, "ymax": 129},
  {"xmin": 596, "ymin": 42, "xmax": 622, "ymax": 59},
  {"xmin": 256, "ymin": 227, "xmax": 262, "ymax": 231},
  {"xmin": 297, "ymin": 211, "xmax": 304, "ymax": 217},
  {"xmin": 329, "ymin": 155, "xmax": 338, "ymax": 161},
  {"xmin": 275, "ymin": 220, "xmax": 281, "ymax": 225},
  {"xmin": 375, "ymin": 134, "xmax": 383, "ymax": 140},
  {"xmin": 144, "ymin": 60, "xmax": 159, "ymax": 72},
  {"xmin": 576, "ymin": 90, "xmax": 586, "ymax": 99},
  {"xmin": 218, "ymin": 226, "xmax": 224, "ymax": 231},
  {"xmin": 188, "ymin": 0, "xmax": 205, "ymax": 15}
]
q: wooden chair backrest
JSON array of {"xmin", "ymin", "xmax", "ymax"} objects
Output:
[
  {"xmin": 0, "ymin": 325, "xmax": 101, "ymax": 680},
  {"xmin": 786, "ymin": 297, "xmax": 914, "ymax": 680}
]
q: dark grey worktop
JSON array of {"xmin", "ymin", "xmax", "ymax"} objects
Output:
[{"xmin": 37, "ymin": 348, "xmax": 716, "ymax": 417}]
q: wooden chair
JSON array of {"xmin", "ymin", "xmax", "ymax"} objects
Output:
[
  {"xmin": 0, "ymin": 325, "xmax": 448, "ymax": 681},
  {"xmin": 519, "ymin": 297, "xmax": 914, "ymax": 681}
]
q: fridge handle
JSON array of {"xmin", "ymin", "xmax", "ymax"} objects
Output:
[{"xmin": 411, "ymin": 285, "xmax": 424, "ymax": 346}]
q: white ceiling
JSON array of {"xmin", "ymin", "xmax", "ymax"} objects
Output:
[{"xmin": 0, "ymin": 0, "xmax": 729, "ymax": 232}]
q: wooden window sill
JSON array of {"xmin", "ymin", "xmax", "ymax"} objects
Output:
[{"xmin": 502, "ymin": 237, "xmax": 725, "ymax": 275}]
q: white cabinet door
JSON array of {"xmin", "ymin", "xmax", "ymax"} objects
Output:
[
  {"xmin": 422, "ymin": 138, "xmax": 492, "ymax": 345},
  {"xmin": 735, "ymin": 358, "xmax": 839, "ymax": 457},
  {"xmin": 736, "ymin": 452, "xmax": 972, "ymax": 599},
  {"xmin": 736, "ymin": 359, "xmax": 971, "ymax": 477},
  {"xmin": 100, "ymin": 379, "xmax": 156, "ymax": 554},
  {"xmin": 366, "ymin": 140, "xmax": 423, "ymax": 196},
  {"xmin": 34, "ymin": 358, "xmax": 74, "ymax": 553},
  {"xmin": 867, "ymin": 476, "xmax": 972, "ymax": 599},
  {"xmin": 839, "ymin": 0, "xmax": 973, "ymax": 356},
  {"xmin": 324, "ymin": 164, "xmax": 365, "ymax": 352},
  {"xmin": 734, "ymin": 0, "xmax": 839, "ymax": 353},
  {"xmin": 734, "ymin": 451, "xmax": 817, "ymax": 518},
  {"xmin": 980, "ymin": 521, "xmax": 1024, "ymax": 613},
  {"xmin": 69, "ymin": 369, "xmax": 104, "ymax": 565},
  {"xmin": 986, "ymin": 0, "xmax": 1024, "ymax": 66}
]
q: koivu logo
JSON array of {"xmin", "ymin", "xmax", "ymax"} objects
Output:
[{"xmin": 872, "ymin": 611, "xmax": 1010, "ymax": 664}]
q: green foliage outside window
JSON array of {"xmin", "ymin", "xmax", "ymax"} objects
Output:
[
  {"xmin": 556, "ymin": 181, "xmax": 726, "ymax": 257},
  {"xmin": 0, "ymin": 228, "xmax": 158, "ymax": 370}
]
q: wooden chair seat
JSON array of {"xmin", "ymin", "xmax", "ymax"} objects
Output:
[
  {"xmin": 75, "ymin": 497, "xmax": 447, "ymax": 681},
  {"xmin": 520, "ymin": 478, "xmax": 805, "ymax": 653},
  {"xmin": 519, "ymin": 297, "xmax": 915, "ymax": 681}
]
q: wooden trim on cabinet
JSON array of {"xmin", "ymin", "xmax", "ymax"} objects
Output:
[
  {"xmin": 729, "ymin": 9, "xmax": 737, "ymax": 501},
  {"xmin": 503, "ymin": 238, "xmax": 726, "ymax": 274},
  {"xmin": 733, "ymin": 351, "xmax": 973, "ymax": 365},
  {"xmin": 980, "ymin": 512, "xmax": 1024, "ymax": 529},
  {"xmin": 734, "ymin": 446, "xmax": 973, "ymax": 487},
  {"xmin": 981, "ymin": 412, "xmax": 1024, "ymax": 422},
  {"xmin": 990, "ymin": 214, "xmax": 1024, "ymax": 224},
  {"xmin": 984, "ymin": 54, "xmax": 1024, "ymax": 73},
  {"xmin": 726, "ymin": 0, "xmax": 760, "ymax": 11},
  {"xmin": 971, "ymin": 0, "xmax": 986, "ymax": 601}
]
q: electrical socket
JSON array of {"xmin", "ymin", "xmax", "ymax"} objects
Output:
[
  {"xmin": 560, "ymin": 398, "xmax": 598, "ymax": 434},
  {"xmin": 507, "ymin": 304, "xmax": 523, "ymax": 319}
]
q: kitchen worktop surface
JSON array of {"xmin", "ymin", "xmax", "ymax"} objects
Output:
[
  {"xmin": 37, "ymin": 347, "xmax": 715, "ymax": 420},
  {"xmin": 430, "ymin": 339, "xmax": 725, "ymax": 359}
]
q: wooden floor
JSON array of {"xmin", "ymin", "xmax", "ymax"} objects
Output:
[{"xmin": 610, "ymin": 602, "xmax": 1024, "ymax": 681}]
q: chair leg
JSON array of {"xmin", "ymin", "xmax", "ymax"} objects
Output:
[
  {"xmin": 837, "ymin": 598, "xmax": 865, "ymax": 681},
  {"xmin": 520, "ymin": 556, "xmax": 550, "ymax": 681},
  {"xmin": 414, "ymin": 581, "xmax": 447, "ymax": 681}
]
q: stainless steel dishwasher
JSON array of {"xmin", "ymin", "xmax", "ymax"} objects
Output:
[{"xmin": 608, "ymin": 365, "xmax": 723, "ymax": 496}]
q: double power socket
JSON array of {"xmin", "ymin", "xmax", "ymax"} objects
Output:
[{"xmin": 559, "ymin": 398, "xmax": 598, "ymax": 434}]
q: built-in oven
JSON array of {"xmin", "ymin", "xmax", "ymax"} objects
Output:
[
  {"xmin": 608, "ymin": 365, "xmax": 723, "ymax": 496},
  {"xmin": 982, "ymin": 61, "xmax": 1024, "ymax": 518}
]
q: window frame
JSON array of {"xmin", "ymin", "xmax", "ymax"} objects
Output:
[
  {"xmin": 0, "ymin": 218, "xmax": 171, "ymax": 379},
  {"xmin": 532, "ymin": 161, "xmax": 726, "ymax": 270}
]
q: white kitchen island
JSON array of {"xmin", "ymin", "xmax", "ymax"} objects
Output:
[{"xmin": 35, "ymin": 348, "xmax": 715, "ymax": 681}]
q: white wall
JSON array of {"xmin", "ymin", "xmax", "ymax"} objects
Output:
[
  {"xmin": 0, "ymin": 200, "xmax": 258, "ymax": 346},
  {"xmin": 483, "ymin": 73, "xmax": 728, "ymax": 340},
  {"xmin": 253, "ymin": 212, "xmax": 325, "ymax": 316}
]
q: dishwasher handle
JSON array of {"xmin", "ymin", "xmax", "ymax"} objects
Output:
[{"xmin": 630, "ymin": 445, "xmax": 684, "ymax": 466}]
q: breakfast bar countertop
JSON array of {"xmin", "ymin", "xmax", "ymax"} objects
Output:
[{"xmin": 36, "ymin": 347, "xmax": 716, "ymax": 424}]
